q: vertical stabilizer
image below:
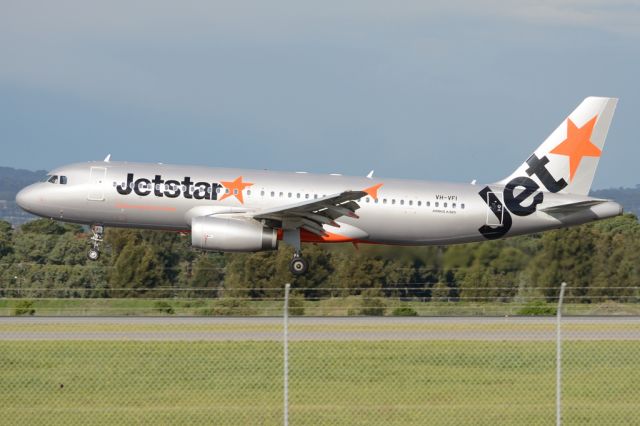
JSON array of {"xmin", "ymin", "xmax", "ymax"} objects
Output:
[{"xmin": 499, "ymin": 97, "xmax": 617, "ymax": 195}]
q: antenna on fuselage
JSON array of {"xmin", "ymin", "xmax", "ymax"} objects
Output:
[{"xmin": 104, "ymin": 154, "xmax": 111, "ymax": 163}]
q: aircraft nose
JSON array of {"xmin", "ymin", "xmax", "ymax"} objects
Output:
[{"xmin": 16, "ymin": 185, "xmax": 38, "ymax": 213}]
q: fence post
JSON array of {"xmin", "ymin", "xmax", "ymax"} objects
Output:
[
  {"xmin": 556, "ymin": 282, "xmax": 567, "ymax": 426},
  {"xmin": 284, "ymin": 283, "xmax": 290, "ymax": 426}
]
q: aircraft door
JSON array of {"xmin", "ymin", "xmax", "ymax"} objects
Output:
[
  {"xmin": 485, "ymin": 191, "xmax": 504, "ymax": 226},
  {"xmin": 88, "ymin": 167, "xmax": 107, "ymax": 201}
]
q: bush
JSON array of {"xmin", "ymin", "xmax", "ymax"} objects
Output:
[
  {"xmin": 288, "ymin": 298, "xmax": 305, "ymax": 316},
  {"xmin": 392, "ymin": 306, "xmax": 418, "ymax": 316},
  {"xmin": 517, "ymin": 300, "xmax": 556, "ymax": 316},
  {"xmin": 360, "ymin": 297, "xmax": 386, "ymax": 316},
  {"xmin": 199, "ymin": 299, "xmax": 256, "ymax": 316},
  {"xmin": 153, "ymin": 301, "xmax": 175, "ymax": 315},
  {"xmin": 13, "ymin": 300, "xmax": 35, "ymax": 316}
]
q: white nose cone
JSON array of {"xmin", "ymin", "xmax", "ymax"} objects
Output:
[{"xmin": 15, "ymin": 186, "xmax": 36, "ymax": 213}]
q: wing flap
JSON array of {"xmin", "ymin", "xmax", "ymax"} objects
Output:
[{"xmin": 252, "ymin": 190, "xmax": 367, "ymax": 231}]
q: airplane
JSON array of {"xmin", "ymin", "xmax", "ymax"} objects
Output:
[{"xmin": 16, "ymin": 97, "xmax": 621, "ymax": 275}]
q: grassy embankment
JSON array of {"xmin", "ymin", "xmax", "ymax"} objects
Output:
[{"xmin": 1, "ymin": 297, "xmax": 639, "ymax": 316}]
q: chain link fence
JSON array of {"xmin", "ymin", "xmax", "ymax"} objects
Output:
[{"xmin": 1, "ymin": 286, "xmax": 639, "ymax": 425}]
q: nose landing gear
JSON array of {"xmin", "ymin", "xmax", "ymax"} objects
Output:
[{"xmin": 87, "ymin": 225, "xmax": 104, "ymax": 261}]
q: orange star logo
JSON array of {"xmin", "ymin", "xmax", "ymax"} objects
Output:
[
  {"xmin": 219, "ymin": 176, "xmax": 253, "ymax": 204},
  {"xmin": 363, "ymin": 183, "xmax": 383, "ymax": 200},
  {"xmin": 550, "ymin": 115, "xmax": 600, "ymax": 181}
]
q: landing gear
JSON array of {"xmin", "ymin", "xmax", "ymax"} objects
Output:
[
  {"xmin": 87, "ymin": 248, "xmax": 100, "ymax": 261},
  {"xmin": 289, "ymin": 253, "xmax": 309, "ymax": 275},
  {"xmin": 283, "ymin": 228, "xmax": 309, "ymax": 276},
  {"xmin": 87, "ymin": 225, "xmax": 104, "ymax": 261}
]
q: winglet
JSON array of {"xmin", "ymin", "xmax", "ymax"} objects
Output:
[
  {"xmin": 366, "ymin": 170, "xmax": 374, "ymax": 179},
  {"xmin": 363, "ymin": 183, "xmax": 383, "ymax": 200},
  {"xmin": 104, "ymin": 154, "xmax": 111, "ymax": 163}
]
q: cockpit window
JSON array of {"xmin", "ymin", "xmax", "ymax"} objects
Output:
[{"xmin": 43, "ymin": 175, "xmax": 67, "ymax": 184}]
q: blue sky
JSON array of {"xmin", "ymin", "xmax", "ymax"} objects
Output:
[{"xmin": 1, "ymin": 1, "xmax": 639, "ymax": 189}]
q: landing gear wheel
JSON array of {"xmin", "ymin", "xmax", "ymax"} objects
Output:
[
  {"xmin": 87, "ymin": 249, "xmax": 100, "ymax": 261},
  {"xmin": 289, "ymin": 257, "xmax": 309, "ymax": 275},
  {"xmin": 87, "ymin": 224, "xmax": 105, "ymax": 262}
]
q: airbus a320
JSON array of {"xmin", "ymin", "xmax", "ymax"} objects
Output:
[{"xmin": 17, "ymin": 97, "xmax": 621, "ymax": 275}]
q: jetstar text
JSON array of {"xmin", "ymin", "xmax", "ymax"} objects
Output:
[{"xmin": 116, "ymin": 173, "xmax": 222, "ymax": 200}]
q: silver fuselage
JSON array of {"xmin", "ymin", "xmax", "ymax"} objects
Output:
[{"xmin": 16, "ymin": 161, "xmax": 622, "ymax": 245}]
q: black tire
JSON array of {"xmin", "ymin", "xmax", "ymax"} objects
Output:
[
  {"xmin": 289, "ymin": 257, "xmax": 309, "ymax": 275},
  {"xmin": 87, "ymin": 249, "xmax": 100, "ymax": 261}
]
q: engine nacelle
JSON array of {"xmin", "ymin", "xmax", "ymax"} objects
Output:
[{"xmin": 191, "ymin": 216, "xmax": 278, "ymax": 252}]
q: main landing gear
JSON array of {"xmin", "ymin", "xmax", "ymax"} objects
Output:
[
  {"xmin": 87, "ymin": 224, "xmax": 104, "ymax": 261},
  {"xmin": 289, "ymin": 252, "xmax": 309, "ymax": 275},
  {"xmin": 283, "ymin": 228, "xmax": 309, "ymax": 276}
]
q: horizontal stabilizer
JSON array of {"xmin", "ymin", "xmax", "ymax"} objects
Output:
[{"xmin": 541, "ymin": 200, "xmax": 606, "ymax": 215}]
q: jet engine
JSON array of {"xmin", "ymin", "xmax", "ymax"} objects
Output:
[{"xmin": 191, "ymin": 216, "xmax": 278, "ymax": 252}]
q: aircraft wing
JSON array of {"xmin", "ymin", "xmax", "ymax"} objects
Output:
[{"xmin": 252, "ymin": 190, "xmax": 367, "ymax": 236}]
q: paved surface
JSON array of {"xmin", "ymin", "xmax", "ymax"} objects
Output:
[{"xmin": 1, "ymin": 316, "xmax": 639, "ymax": 341}]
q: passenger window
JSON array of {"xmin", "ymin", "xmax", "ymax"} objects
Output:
[
  {"xmin": 400, "ymin": 200, "xmax": 404, "ymax": 205},
  {"xmin": 418, "ymin": 201, "xmax": 422, "ymax": 206},
  {"xmin": 383, "ymin": 199, "xmax": 387, "ymax": 204},
  {"xmin": 444, "ymin": 202, "xmax": 448, "ymax": 208},
  {"xmin": 435, "ymin": 202, "xmax": 439, "ymax": 207},
  {"xmin": 409, "ymin": 200, "xmax": 412, "ymax": 206},
  {"xmin": 271, "ymin": 191, "xmax": 275, "ymax": 197},
  {"xmin": 288, "ymin": 192, "xmax": 292, "ymax": 198},
  {"xmin": 461, "ymin": 203, "xmax": 465, "ymax": 209},
  {"xmin": 427, "ymin": 201, "xmax": 431, "ymax": 207},
  {"xmin": 392, "ymin": 199, "xmax": 396, "ymax": 205},
  {"xmin": 375, "ymin": 199, "xmax": 379, "ymax": 204},
  {"xmin": 279, "ymin": 192, "xmax": 284, "ymax": 197},
  {"xmin": 297, "ymin": 193, "xmax": 301, "ymax": 199},
  {"xmin": 305, "ymin": 194, "xmax": 309, "ymax": 199},
  {"xmin": 260, "ymin": 190, "xmax": 264, "ymax": 196},
  {"xmin": 217, "ymin": 187, "xmax": 222, "ymax": 194},
  {"xmin": 452, "ymin": 203, "xmax": 456, "ymax": 208},
  {"xmin": 365, "ymin": 198, "xmax": 370, "ymax": 203}
]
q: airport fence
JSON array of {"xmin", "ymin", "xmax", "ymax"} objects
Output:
[{"xmin": 1, "ymin": 286, "xmax": 640, "ymax": 425}]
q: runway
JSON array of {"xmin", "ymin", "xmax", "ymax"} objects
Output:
[{"xmin": 1, "ymin": 316, "xmax": 639, "ymax": 341}]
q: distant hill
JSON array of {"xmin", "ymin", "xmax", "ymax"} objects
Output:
[
  {"xmin": 591, "ymin": 186, "xmax": 640, "ymax": 217},
  {"xmin": 0, "ymin": 166, "xmax": 47, "ymax": 200},
  {"xmin": 0, "ymin": 166, "xmax": 47, "ymax": 226},
  {"xmin": 0, "ymin": 165, "xmax": 638, "ymax": 225}
]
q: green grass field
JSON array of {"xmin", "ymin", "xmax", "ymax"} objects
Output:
[
  {"xmin": 2, "ymin": 297, "xmax": 640, "ymax": 316},
  {"xmin": 2, "ymin": 339, "xmax": 639, "ymax": 425}
]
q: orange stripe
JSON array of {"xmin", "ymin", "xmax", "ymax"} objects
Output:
[{"xmin": 115, "ymin": 203, "xmax": 177, "ymax": 212}]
